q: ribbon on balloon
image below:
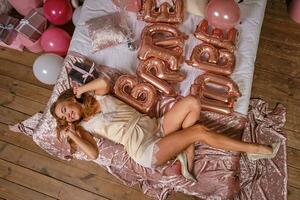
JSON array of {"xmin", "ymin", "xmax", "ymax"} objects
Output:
[
  {"xmin": 194, "ymin": 20, "xmax": 238, "ymax": 53},
  {"xmin": 113, "ymin": 75, "xmax": 158, "ymax": 115},
  {"xmin": 137, "ymin": 58, "xmax": 185, "ymax": 96},
  {"xmin": 186, "ymin": 43, "xmax": 235, "ymax": 76},
  {"xmin": 138, "ymin": 0, "xmax": 184, "ymax": 24},
  {"xmin": 138, "ymin": 23, "xmax": 188, "ymax": 71},
  {"xmin": 190, "ymin": 73, "xmax": 241, "ymax": 114}
]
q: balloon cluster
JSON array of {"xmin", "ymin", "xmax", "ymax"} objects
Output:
[
  {"xmin": 33, "ymin": 0, "xmax": 74, "ymax": 85},
  {"xmin": 41, "ymin": 0, "xmax": 72, "ymax": 56},
  {"xmin": 187, "ymin": 0, "xmax": 241, "ymax": 114},
  {"xmin": 114, "ymin": 0, "xmax": 186, "ymax": 115}
]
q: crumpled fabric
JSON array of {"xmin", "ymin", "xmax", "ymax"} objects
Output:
[
  {"xmin": 10, "ymin": 53, "xmax": 287, "ymax": 200},
  {"xmin": 235, "ymin": 99, "xmax": 287, "ymax": 200},
  {"xmin": 69, "ymin": 98, "xmax": 288, "ymax": 200}
]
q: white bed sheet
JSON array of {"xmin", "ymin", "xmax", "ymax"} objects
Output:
[{"xmin": 69, "ymin": 0, "xmax": 267, "ymax": 115}]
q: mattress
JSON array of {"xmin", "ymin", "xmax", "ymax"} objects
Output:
[
  {"xmin": 69, "ymin": 0, "xmax": 267, "ymax": 115},
  {"xmin": 12, "ymin": 2, "xmax": 288, "ymax": 199}
]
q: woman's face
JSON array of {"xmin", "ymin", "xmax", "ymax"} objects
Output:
[{"xmin": 55, "ymin": 98, "xmax": 83, "ymax": 122}]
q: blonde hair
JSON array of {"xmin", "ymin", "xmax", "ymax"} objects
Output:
[{"xmin": 50, "ymin": 88, "xmax": 99, "ymax": 154}]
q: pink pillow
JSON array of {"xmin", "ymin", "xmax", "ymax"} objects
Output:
[{"xmin": 85, "ymin": 12, "xmax": 133, "ymax": 52}]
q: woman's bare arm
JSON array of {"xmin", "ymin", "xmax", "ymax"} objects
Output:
[
  {"xmin": 74, "ymin": 77, "xmax": 111, "ymax": 97},
  {"xmin": 63, "ymin": 125, "xmax": 99, "ymax": 159}
]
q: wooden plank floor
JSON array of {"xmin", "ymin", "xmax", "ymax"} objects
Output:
[{"xmin": 0, "ymin": 0, "xmax": 299, "ymax": 199}]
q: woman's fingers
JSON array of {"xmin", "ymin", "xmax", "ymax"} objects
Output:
[
  {"xmin": 73, "ymin": 86, "xmax": 78, "ymax": 94},
  {"xmin": 73, "ymin": 86, "xmax": 82, "ymax": 98},
  {"xmin": 68, "ymin": 124, "xmax": 76, "ymax": 133}
]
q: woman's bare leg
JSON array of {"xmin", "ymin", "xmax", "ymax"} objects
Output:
[
  {"xmin": 162, "ymin": 96, "xmax": 201, "ymax": 171},
  {"xmin": 162, "ymin": 96, "xmax": 201, "ymax": 134},
  {"xmin": 154, "ymin": 124, "xmax": 272, "ymax": 166}
]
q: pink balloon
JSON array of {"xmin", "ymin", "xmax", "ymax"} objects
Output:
[
  {"xmin": 206, "ymin": 0, "xmax": 240, "ymax": 30},
  {"xmin": 43, "ymin": 0, "xmax": 73, "ymax": 25},
  {"xmin": 289, "ymin": 0, "xmax": 300, "ymax": 23},
  {"xmin": 41, "ymin": 28, "xmax": 71, "ymax": 56}
]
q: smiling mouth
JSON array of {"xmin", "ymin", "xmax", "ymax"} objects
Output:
[{"xmin": 71, "ymin": 111, "xmax": 75, "ymax": 121}]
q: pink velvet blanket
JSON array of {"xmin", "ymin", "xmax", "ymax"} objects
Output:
[
  {"xmin": 79, "ymin": 99, "xmax": 286, "ymax": 200},
  {"xmin": 10, "ymin": 54, "xmax": 287, "ymax": 199}
]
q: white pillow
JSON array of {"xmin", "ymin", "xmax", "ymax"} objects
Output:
[{"xmin": 184, "ymin": 0, "xmax": 208, "ymax": 17}]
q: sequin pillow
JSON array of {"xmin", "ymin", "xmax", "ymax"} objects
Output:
[{"xmin": 86, "ymin": 12, "xmax": 132, "ymax": 52}]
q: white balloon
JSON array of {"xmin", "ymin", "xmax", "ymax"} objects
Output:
[
  {"xmin": 72, "ymin": 6, "xmax": 82, "ymax": 26},
  {"xmin": 33, "ymin": 53, "xmax": 64, "ymax": 85}
]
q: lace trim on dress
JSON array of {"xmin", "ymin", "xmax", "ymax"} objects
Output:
[
  {"xmin": 95, "ymin": 95, "xmax": 116, "ymax": 123},
  {"xmin": 151, "ymin": 142, "xmax": 160, "ymax": 168},
  {"xmin": 157, "ymin": 116, "xmax": 165, "ymax": 137}
]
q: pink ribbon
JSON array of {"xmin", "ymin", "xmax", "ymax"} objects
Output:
[{"xmin": 72, "ymin": 62, "xmax": 96, "ymax": 83}]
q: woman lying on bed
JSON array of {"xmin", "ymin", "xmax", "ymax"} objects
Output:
[{"xmin": 50, "ymin": 77, "xmax": 280, "ymax": 181}]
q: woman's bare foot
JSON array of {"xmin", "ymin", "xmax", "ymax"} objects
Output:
[{"xmin": 185, "ymin": 144, "xmax": 195, "ymax": 172}]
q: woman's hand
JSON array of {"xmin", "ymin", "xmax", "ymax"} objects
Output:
[
  {"xmin": 61, "ymin": 125, "xmax": 99, "ymax": 160},
  {"xmin": 73, "ymin": 78, "xmax": 111, "ymax": 96},
  {"xmin": 73, "ymin": 86, "xmax": 84, "ymax": 98},
  {"xmin": 61, "ymin": 124, "xmax": 80, "ymax": 139}
]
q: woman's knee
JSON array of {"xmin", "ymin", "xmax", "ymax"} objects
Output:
[
  {"xmin": 190, "ymin": 124, "xmax": 209, "ymax": 142},
  {"xmin": 183, "ymin": 95, "xmax": 201, "ymax": 112}
]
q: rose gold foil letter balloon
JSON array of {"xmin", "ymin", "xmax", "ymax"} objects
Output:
[
  {"xmin": 138, "ymin": 23, "xmax": 188, "ymax": 71},
  {"xmin": 137, "ymin": 58, "xmax": 185, "ymax": 96},
  {"xmin": 186, "ymin": 43, "xmax": 235, "ymax": 76},
  {"xmin": 190, "ymin": 73, "xmax": 241, "ymax": 114},
  {"xmin": 206, "ymin": 0, "xmax": 240, "ymax": 30},
  {"xmin": 113, "ymin": 75, "xmax": 158, "ymax": 115},
  {"xmin": 138, "ymin": 0, "xmax": 184, "ymax": 24},
  {"xmin": 195, "ymin": 19, "xmax": 238, "ymax": 52}
]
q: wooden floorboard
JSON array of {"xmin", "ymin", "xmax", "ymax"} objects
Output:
[
  {"xmin": 0, "ymin": 75, "xmax": 51, "ymax": 105},
  {"xmin": 0, "ymin": 177, "xmax": 57, "ymax": 200},
  {"xmin": 0, "ymin": 89, "xmax": 45, "ymax": 116},
  {"xmin": 0, "ymin": 141, "xmax": 153, "ymax": 200},
  {"xmin": 0, "ymin": 0, "xmax": 299, "ymax": 199},
  {"xmin": 0, "ymin": 58, "xmax": 52, "ymax": 90},
  {"xmin": 287, "ymin": 186, "xmax": 300, "ymax": 200},
  {"xmin": 0, "ymin": 159, "xmax": 109, "ymax": 200},
  {"xmin": 251, "ymin": 1, "xmax": 300, "ymax": 199},
  {"xmin": 0, "ymin": 47, "xmax": 38, "ymax": 67}
]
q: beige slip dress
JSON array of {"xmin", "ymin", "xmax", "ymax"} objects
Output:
[{"xmin": 79, "ymin": 95, "xmax": 163, "ymax": 168}]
